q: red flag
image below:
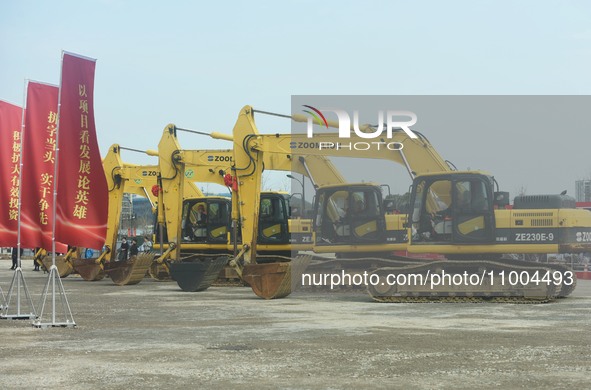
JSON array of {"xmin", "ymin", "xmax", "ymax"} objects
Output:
[
  {"xmin": 55, "ymin": 52, "xmax": 108, "ymax": 249},
  {"xmin": 20, "ymin": 81, "xmax": 67, "ymax": 252},
  {"xmin": 0, "ymin": 100, "xmax": 23, "ymax": 247}
]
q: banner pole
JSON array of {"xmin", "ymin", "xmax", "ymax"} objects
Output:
[
  {"xmin": 16, "ymin": 80, "xmax": 26, "ymax": 269},
  {"xmin": 52, "ymin": 54, "xmax": 63, "ymax": 275},
  {"xmin": 51, "ymin": 54, "xmax": 62, "ymax": 324}
]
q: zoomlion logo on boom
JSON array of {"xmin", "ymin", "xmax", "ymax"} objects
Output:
[{"xmin": 302, "ymin": 105, "xmax": 418, "ymax": 139}]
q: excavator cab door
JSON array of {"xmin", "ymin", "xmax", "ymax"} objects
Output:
[
  {"xmin": 205, "ymin": 199, "xmax": 231, "ymax": 243},
  {"xmin": 410, "ymin": 174, "xmax": 495, "ymax": 245},
  {"xmin": 258, "ymin": 194, "xmax": 290, "ymax": 245},
  {"xmin": 347, "ymin": 187, "xmax": 385, "ymax": 243},
  {"xmin": 314, "ymin": 185, "xmax": 386, "ymax": 245},
  {"xmin": 451, "ymin": 176, "xmax": 496, "ymax": 244}
]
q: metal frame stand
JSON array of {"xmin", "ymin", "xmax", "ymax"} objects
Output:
[
  {"xmin": 1, "ymin": 267, "xmax": 37, "ymax": 320},
  {"xmin": 0, "ymin": 285, "xmax": 6, "ymax": 312},
  {"xmin": 32, "ymin": 265, "xmax": 76, "ymax": 328}
]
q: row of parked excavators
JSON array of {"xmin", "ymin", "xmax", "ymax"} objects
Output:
[{"xmin": 36, "ymin": 106, "xmax": 591, "ymax": 302}]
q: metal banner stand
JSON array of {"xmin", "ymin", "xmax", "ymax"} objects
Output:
[
  {"xmin": 0, "ymin": 285, "xmax": 7, "ymax": 312},
  {"xmin": 1, "ymin": 263, "xmax": 36, "ymax": 320},
  {"xmin": 32, "ymin": 260, "xmax": 75, "ymax": 328}
]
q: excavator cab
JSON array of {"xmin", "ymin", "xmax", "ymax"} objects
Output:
[
  {"xmin": 409, "ymin": 172, "xmax": 496, "ymax": 245},
  {"xmin": 314, "ymin": 184, "xmax": 387, "ymax": 245},
  {"xmin": 181, "ymin": 197, "xmax": 231, "ymax": 244},
  {"xmin": 155, "ymin": 197, "xmax": 231, "ymax": 245}
]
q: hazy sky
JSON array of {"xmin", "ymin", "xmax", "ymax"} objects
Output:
[{"xmin": 2, "ymin": 1, "xmax": 591, "ymax": 197}]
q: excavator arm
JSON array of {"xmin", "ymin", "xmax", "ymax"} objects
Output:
[{"xmin": 154, "ymin": 124, "xmax": 235, "ymax": 261}]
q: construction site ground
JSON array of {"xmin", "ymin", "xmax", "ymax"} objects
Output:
[{"xmin": 0, "ymin": 259, "xmax": 590, "ymax": 389}]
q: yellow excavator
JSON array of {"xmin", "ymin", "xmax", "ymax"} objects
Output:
[
  {"xmin": 205, "ymin": 106, "xmax": 591, "ymax": 302},
  {"xmin": 146, "ymin": 144, "xmax": 234, "ymax": 286},
  {"xmin": 151, "ymin": 124, "xmax": 346, "ymax": 294},
  {"xmin": 73, "ymin": 143, "xmax": 238, "ymax": 285},
  {"xmin": 68, "ymin": 144, "xmax": 233, "ymax": 287},
  {"xmin": 70, "ymin": 144, "xmax": 194, "ymax": 284},
  {"xmin": 193, "ymin": 109, "xmax": 325, "ymax": 299}
]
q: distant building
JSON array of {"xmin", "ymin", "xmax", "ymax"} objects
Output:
[
  {"xmin": 119, "ymin": 193, "xmax": 134, "ymax": 236},
  {"xmin": 575, "ymin": 180, "xmax": 591, "ymax": 202},
  {"xmin": 122, "ymin": 193, "xmax": 134, "ymax": 221}
]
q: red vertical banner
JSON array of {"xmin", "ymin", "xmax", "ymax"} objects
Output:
[
  {"xmin": 55, "ymin": 52, "xmax": 108, "ymax": 249},
  {"xmin": 20, "ymin": 82, "xmax": 67, "ymax": 252},
  {"xmin": 0, "ymin": 100, "xmax": 23, "ymax": 247}
]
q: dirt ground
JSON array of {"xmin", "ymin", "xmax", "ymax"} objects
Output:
[{"xmin": 0, "ymin": 259, "xmax": 590, "ymax": 389}]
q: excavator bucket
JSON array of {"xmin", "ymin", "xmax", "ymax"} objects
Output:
[
  {"xmin": 169, "ymin": 254, "xmax": 230, "ymax": 292},
  {"xmin": 149, "ymin": 262, "xmax": 171, "ymax": 281},
  {"xmin": 105, "ymin": 253, "xmax": 154, "ymax": 286},
  {"xmin": 71, "ymin": 258, "xmax": 106, "ymax": 281},
  {"xmin": 242, "ymin": 255, "xmax": 311, "ymax": 299},
  {"xmin": 41, "ymin": 255, "xmax": 74, "ymax": 278}
]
